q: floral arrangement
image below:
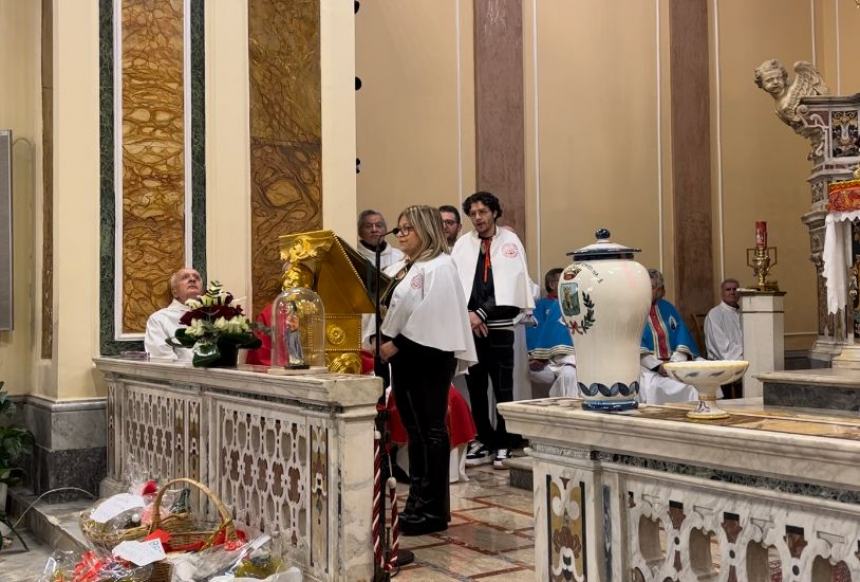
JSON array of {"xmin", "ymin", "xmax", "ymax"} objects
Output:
[{"xmin": 169, "ymin": 281, "xmax": 261, "ymax": 367}]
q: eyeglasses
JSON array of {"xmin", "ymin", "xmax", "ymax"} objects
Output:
[
  {"xmin": 441, "ymin": 219, "xmax": 459, "ymax": 227},
  {"xmin": 396, "ymin": 225, "xmax": 415, "ymax": 236}
]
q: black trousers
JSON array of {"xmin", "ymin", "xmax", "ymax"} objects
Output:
[
  {"xmin": 465, "ymin": 328, "xmax": 517, "ymax": 450},
  {"xmin": 390, "ymin": 338, "xmax": 455, "ymax": 521}
]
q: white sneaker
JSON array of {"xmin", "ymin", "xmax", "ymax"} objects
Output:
[
  {"xmin": 465, "ymin": 441, "xmax": 493, "ymax": 466},
  {"xmin": 493, "ymin": 448, "xmax": 511, "ymax": 470}
]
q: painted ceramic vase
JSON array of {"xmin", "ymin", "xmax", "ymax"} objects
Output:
[{"xmin": 559, "ymin": 229, "xmax": 651, "ymax": 411}]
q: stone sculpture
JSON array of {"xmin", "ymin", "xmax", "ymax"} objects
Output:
[{"xmin": 754, "ymin": 59, "xmax": 829, "ymax": 131}]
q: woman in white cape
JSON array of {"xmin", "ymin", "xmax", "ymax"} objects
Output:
[{"xmin": 379, "ymin": 205, "xmax": 477, "ymax": 536}]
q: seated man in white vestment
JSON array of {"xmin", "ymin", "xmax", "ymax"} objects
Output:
[
  {"xmin": 639, "ymin": 269, "xmax": 699, "ymax": 404},
  {"xmin": 144, "ymin": 268, "xmax": 202, "ymax": 361},
  {"xmin": 356, "ymin": 209, "xmax": 405, "ymax": 270},
  {"xmin": 526, "ymin": 268, "xmax": 577, "ymax": 397},
  {"xmin": 704, "ymin": 278, "xmax": 743, "ymax": 398}
]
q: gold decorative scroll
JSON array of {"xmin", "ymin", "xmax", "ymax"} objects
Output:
[
  {"xmin": 249, "ymin": 0, "xmax": 322, "ymax": 318},
  {"xmin": 121, "ymin": 0, "xmax": 186, "ymax": 333}
]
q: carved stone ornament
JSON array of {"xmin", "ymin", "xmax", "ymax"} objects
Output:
[{"xmin": 754, "ymin": 59, "xmax": 829, "ymax": 133}]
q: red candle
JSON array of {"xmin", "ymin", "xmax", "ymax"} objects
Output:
[{"xmin": 755, "ymin": 221, "xmax": 767, "ymax": 249}]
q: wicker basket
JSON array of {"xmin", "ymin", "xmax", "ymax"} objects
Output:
[
  {"xmin": 147, "ymin": 477, "xmax": 238, "ymax": 551},
  {"xmin": 80, "ymin": 477, "xmax": 236, "ymax": 553},
  {"xmin": 80, "ymin": 500, "xmax": 191, "ymax": 550}
]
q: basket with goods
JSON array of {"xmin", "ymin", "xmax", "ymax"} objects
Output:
[
  {"xmin": 145, "ymin": 477, "xmax": 242, "ymax": 554},
  {"xmin": 80, "ymin": 479, "xmax": 191, "ymax": 551}
]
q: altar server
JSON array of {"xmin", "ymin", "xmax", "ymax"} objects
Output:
[
  {"xmin": 639, "ymin": 269, "xmax": 700, "ymax": 404},
  {"xmin": 144, "ymin": 268, "xmax": 202, "ymax": 361},
  {"xmin": 379, "ymin": 205, "xmax": 477, "ymax": 536},
  {"xmin": 451, "ymin": 192, "xmax": 535, "ymax": 469},
  {"xmin": 705, "ymin": 278, "xmax": 743, "ymax": 361}
]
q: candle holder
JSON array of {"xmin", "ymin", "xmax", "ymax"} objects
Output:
[{"xmin": 746, "ymin": 246, "xmax": 779, "ymax": 291}]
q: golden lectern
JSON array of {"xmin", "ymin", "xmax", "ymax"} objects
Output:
[{"xmin": 278, "ymin": 230, "xmax": 390, "ymax": 373}]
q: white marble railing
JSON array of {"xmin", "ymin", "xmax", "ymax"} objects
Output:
[
  {"xmin": 500, "ymin": 398, "xmax": 860, "ymax": 582},
  {"xmin": 95, "ymin": 358, "xmax": 380, "ymax": 582}
]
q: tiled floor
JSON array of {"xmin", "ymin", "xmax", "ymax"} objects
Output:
[{"xmin": 394, "ymin": 463, "xmax": 537, "ymax": 581}]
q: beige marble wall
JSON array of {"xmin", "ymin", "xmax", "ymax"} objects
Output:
[
  {"xmin": 710, "ymin": 0, "xmax": 819, "ymax": 351},
  {"xmin": 355, "ymin": 0, "xmax": 476, "ymax": 236},
  {"xmin": 0, "ymin": 1, "xmax": 41, "ymax": 395}
]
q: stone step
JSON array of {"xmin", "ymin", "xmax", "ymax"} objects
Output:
[
  {"xmin": 506, "ymin": 455, "xmax": 533, "ymax": 491},
  {"xmin": 7, "ymin": 488, "xmax": 91, "ymax": 554},
  {"xmin": 759, "ymin": 369, "xmax": 860, "ymax": 414}
]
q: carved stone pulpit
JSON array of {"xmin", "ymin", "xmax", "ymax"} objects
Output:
[
  {"xmin": 797, "ymin": 94, "xmax": 860, "ymax": 363},
  {"xmin": 755, "ymin": 59, "xmax": 860, "ymax": 362}
]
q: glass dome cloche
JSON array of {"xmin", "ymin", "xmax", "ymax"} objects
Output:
[{"xmin": 271, "ymin": 286, "xmax": 326, "ymax": 369}]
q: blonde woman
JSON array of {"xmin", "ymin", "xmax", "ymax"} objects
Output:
[{"xmin": 379, "ymin": 205, "xmax": 476, "ymax": 536}]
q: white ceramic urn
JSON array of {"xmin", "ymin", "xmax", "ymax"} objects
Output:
[{"xmin": 559, "ymin": 229, "xmax": 651, "ymax": 411}]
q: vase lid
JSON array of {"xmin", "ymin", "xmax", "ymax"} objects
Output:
[{"xmin": 568, "ymin": 228, "xmax": 640, "ymax": 261}]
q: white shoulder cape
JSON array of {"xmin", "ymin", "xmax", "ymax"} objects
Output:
[
  {"xmin": 381, "ymin": 254, "xmax": 477, "ymax": 370},
  {"xmin": 450, "ymin": 228, "xmax": 535, "ymax": 311}
]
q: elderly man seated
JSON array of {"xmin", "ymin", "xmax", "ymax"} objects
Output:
[
  {"xmin": 526, "ymin": 268, "xmax": 577, "ymax": 397},
  {"xmin": 144, "ymin": 267, "xmax": 202, "ymax": 361},
  {"xmin": 639, "ymin": 269, "xmax": 699, "ymax": 404}
]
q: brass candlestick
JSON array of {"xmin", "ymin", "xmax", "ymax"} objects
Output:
[{"xmin": 746, "ymin": 246, "xmax": 779, "ymax": 291}]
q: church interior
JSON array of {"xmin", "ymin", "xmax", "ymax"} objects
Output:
[{"xmin": 1, "ymin": 0, "xmax": 860, "ymax": 580}]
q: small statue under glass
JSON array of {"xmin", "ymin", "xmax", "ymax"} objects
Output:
[{"xmin": 271, "ymin": 288, "xmax": 325, "ymax": 370}]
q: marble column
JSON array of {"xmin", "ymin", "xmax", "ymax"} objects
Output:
[
  {"xmin": 474, "ymin": 0, "xmax": 526, "ymax": 238},
  {"xmin": 669, "ymin": 0, "xmax": 714, "ymax": 325},
  {"xmin": 741, "ymin": 291, "xmax": 786, "ymax": 397}
]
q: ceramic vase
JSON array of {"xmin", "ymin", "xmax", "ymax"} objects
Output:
[{"xmin": 559, "ymin": 229, "xmax": 651, "ymax": 411}]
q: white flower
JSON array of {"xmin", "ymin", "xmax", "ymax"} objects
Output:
[
  {"xmin": 201, "ymin": 294, "xmax": 214, "ymax": 307},
  {"xmin": 185, "ymin": 298, "xmax": 202, "ymax": 309},
  {"xmin": 185, "ymin": 319, "xmax": 205, "ymax": 338},
  {"xmin": 213, "ymin": 317, "xmax": 228, "ymax": 330}
]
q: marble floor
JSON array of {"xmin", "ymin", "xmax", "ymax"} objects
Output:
[{"xmin": 394, "ymin": 463, "xmax": 537, "ymax": 581}]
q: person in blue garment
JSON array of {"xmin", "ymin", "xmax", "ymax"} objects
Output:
[
  {"xmin": 639, "ymin": 268, "xmax": 699, "ymax": 404},
  {"xmin": 526, "ymin": 268, "xmax": 577, "ymax": 397}
]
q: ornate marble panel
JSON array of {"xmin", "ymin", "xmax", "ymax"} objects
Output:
[
  {"xmin": 248, "ymin": 0, "xmax": 322, "ymax": 317},
  {"xmin": 122, "ymin": 382, "xmax": 201, "ymax": 482},
  {"xmin": 211, "ymin": 397, "xmax": 330, "ymax": 574},
  {"xmin": 624, "ymin": 472, "xmax": 860, "ymax": 581},
  {"xmin": 121, "ymin": 0, "xmax": 187, "ymax": 333},
  {"xmin": 546, "ymin": 475, "xmax": 586, "ymax": 581}
]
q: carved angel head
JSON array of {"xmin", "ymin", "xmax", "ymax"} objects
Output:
[{"xmin": 754, "ymin": 59, "xmax": 788, "ymax": 97}]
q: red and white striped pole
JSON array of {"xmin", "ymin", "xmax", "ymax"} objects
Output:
[
  {"xmin": 386, "ymin": 475, "xmax": 400, "ymax": 572},
  {"xmin": 372, "ymin": 430, "xmax": 384, "ymax": 573}
]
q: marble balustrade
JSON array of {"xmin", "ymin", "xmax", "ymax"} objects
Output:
[
  {"xmin": 498, "ymin": 397, "xmax": 860, "ymax": 582},
  {"xmin": 94, "ymin": 358, "xmax": 380, "ymax": 582}
]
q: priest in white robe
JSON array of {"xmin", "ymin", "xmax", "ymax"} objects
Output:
[
  {"xmin": 704, "ymin": 278, "xmax": 743, "ymax": 361},
  {"xmin": 144, "ymin": 268, "xmax": 202, "ymax": 361}
]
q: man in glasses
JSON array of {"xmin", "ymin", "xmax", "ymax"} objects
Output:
[
  {"xmin": 439, "ymin": 204, "xmax": 462, "ymax": 248},
  {"xmin": 451, "ymin": 192, "xmax": 535, "ymax": 469}
]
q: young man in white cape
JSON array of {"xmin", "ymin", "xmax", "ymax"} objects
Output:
[{"xmin": 451, "ymin": 192, "xmax": 535, "ymax": 469}]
